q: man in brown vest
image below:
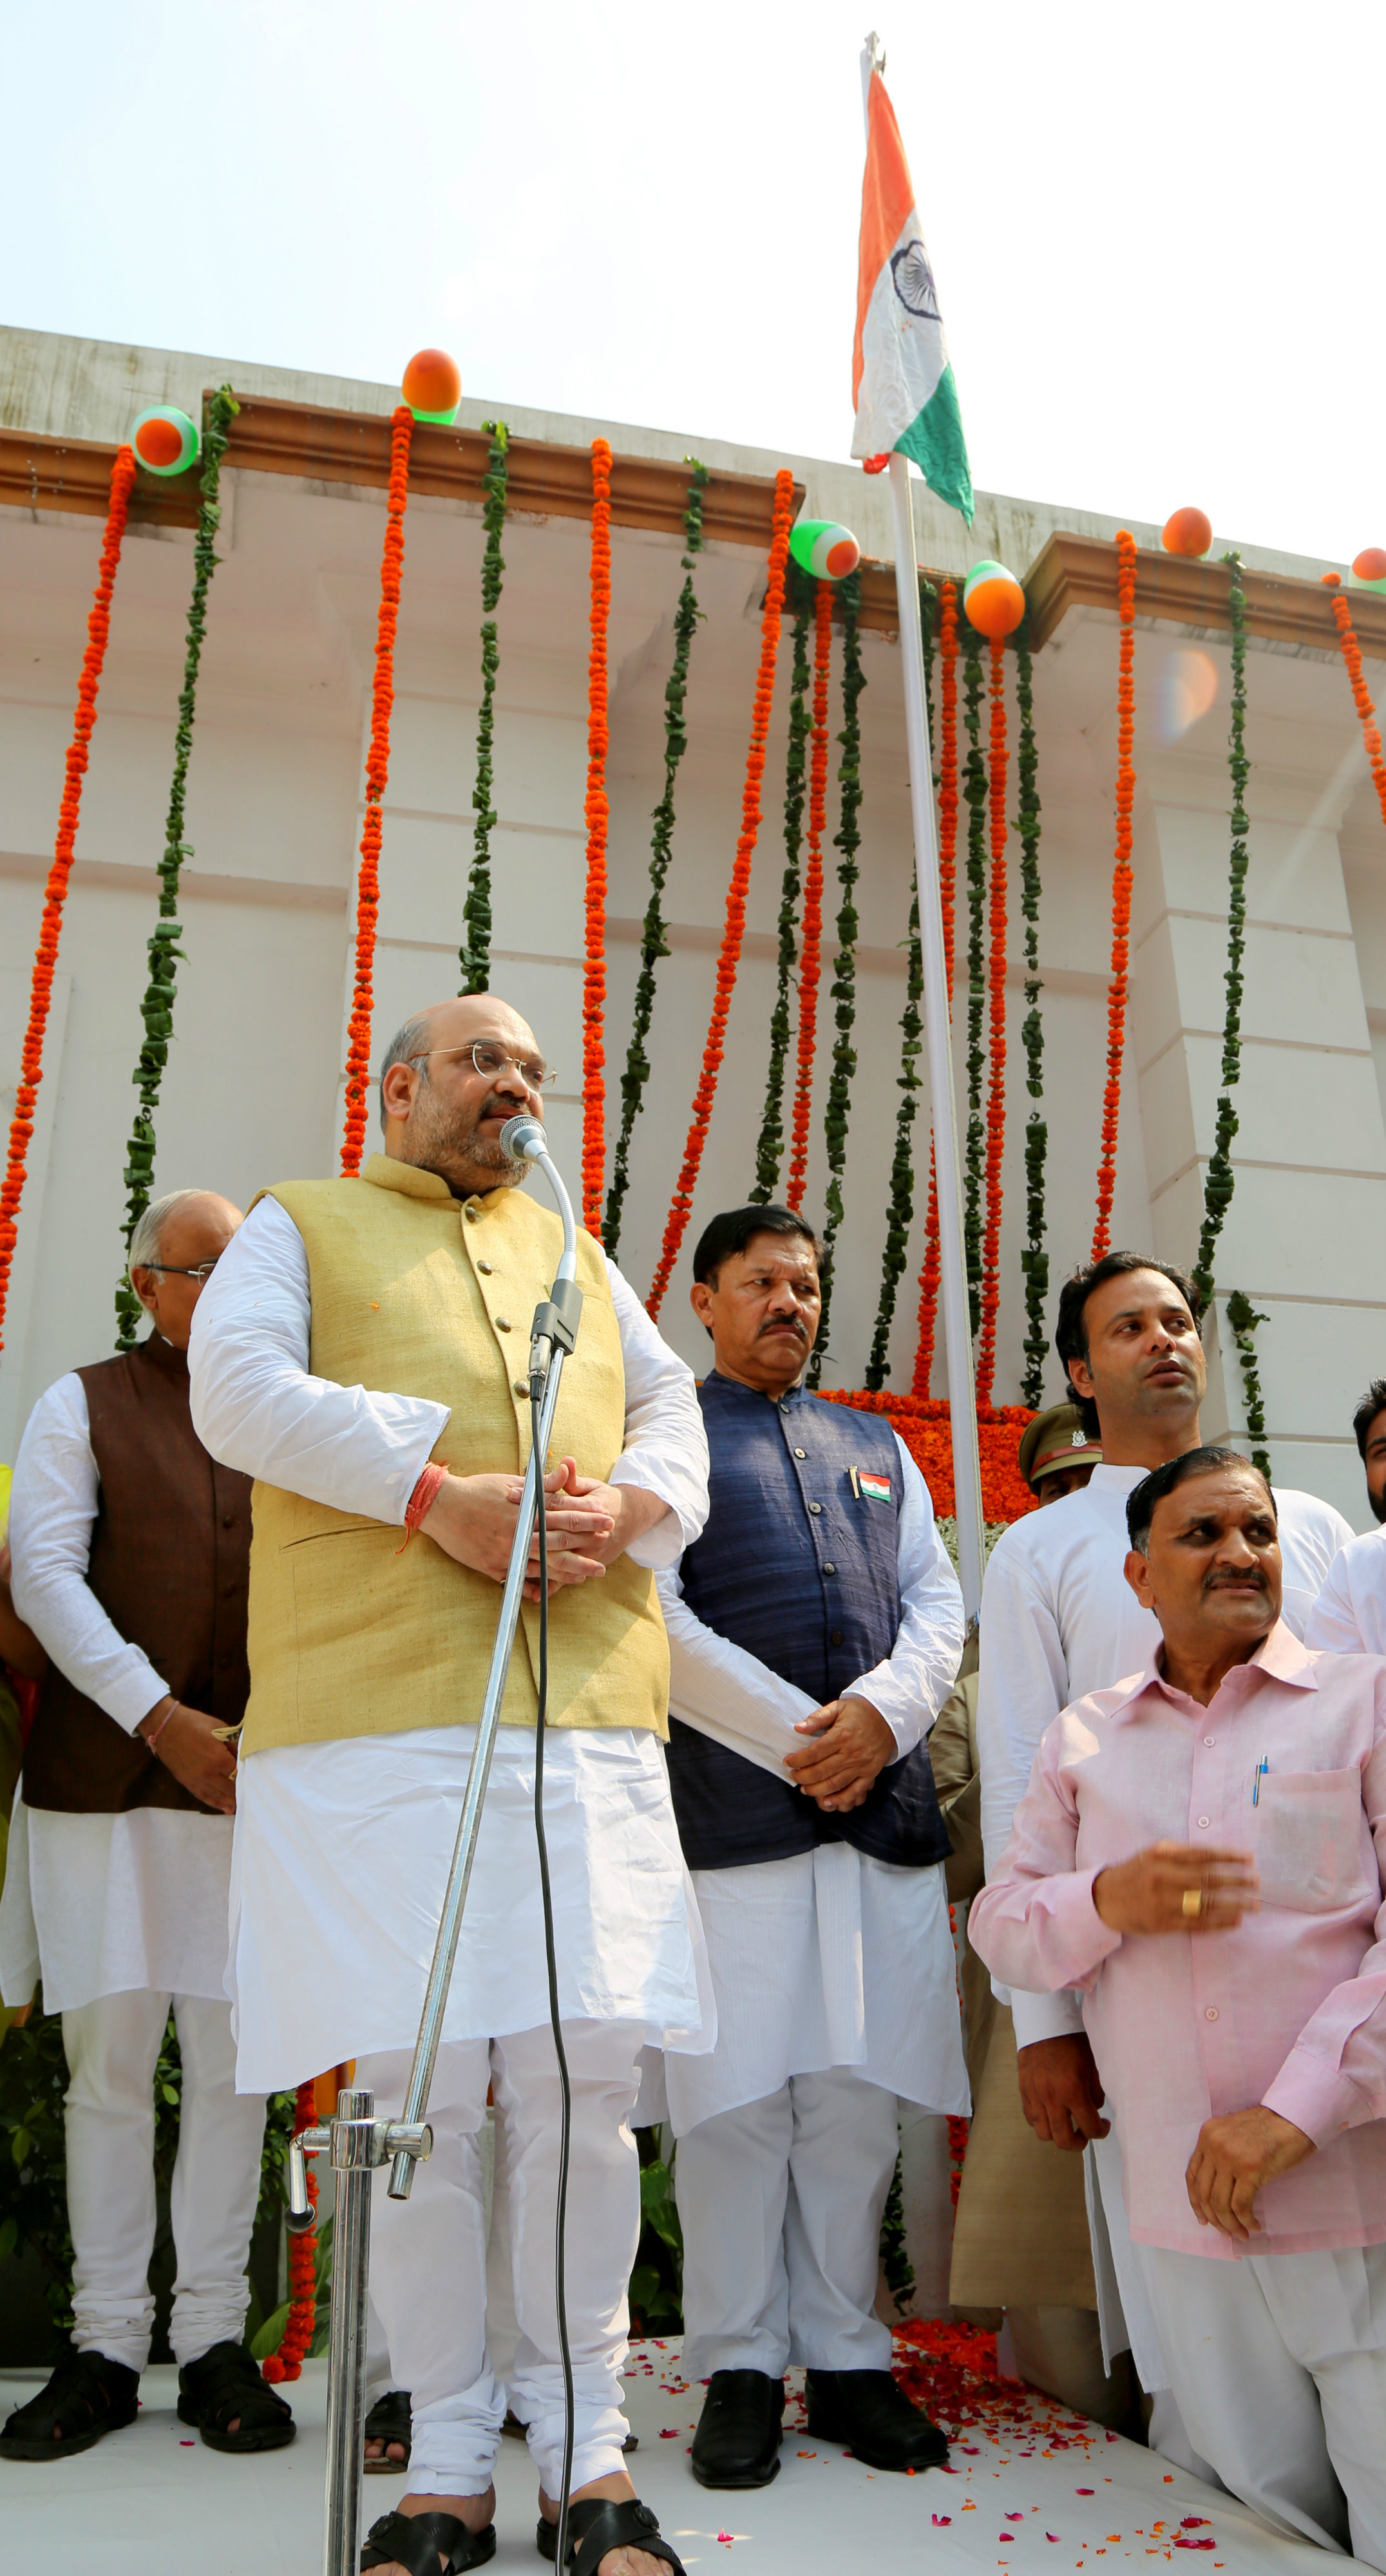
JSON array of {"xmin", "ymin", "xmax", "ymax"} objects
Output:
[
  {"xmin": 0, "ymin": 1190, "xmax": 294, "ymax": 2463},
  {"xmin": 190, "ymin": 994, "xmax": 710, "ymax": 2576}
]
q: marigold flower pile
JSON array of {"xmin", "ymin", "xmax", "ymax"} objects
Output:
[
  {"xmin": 822, "ymin": 1387, "xmax": 1035, "ymax": 1524},
  {"xmin": 341, "ymin": 408, "xmax": 413, "ymax": 1176}
]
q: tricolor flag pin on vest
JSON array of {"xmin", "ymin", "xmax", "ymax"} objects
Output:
[{"xmin": 851, "ymin": 37, "xmax": 973, "ymax": 525}]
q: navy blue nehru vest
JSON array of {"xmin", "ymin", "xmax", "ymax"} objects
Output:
[{"xmin": 667, "ymin": 1372, "xmax": 951, "ymax": 1873}]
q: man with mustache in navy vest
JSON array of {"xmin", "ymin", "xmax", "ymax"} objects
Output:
[{"xmin": 656, "ymin": 1206, "xmax": 968, "ymax": 2489}]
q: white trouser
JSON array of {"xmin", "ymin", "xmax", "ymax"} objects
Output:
[
  {"xmin": 62, "ymin": 1991, "xmax": 267, "ymax": 2375},
  {"xmin": 677, "ymin": 2069, "xmax": 900, "ymax": 2380},
  {"xmin": 1132, "ymin": 2238, "xmax": 1386, "ymax": 2568},
  {"xmin": 362, "ymin": 2021, "xmax": 643, "ymax": 2498}
]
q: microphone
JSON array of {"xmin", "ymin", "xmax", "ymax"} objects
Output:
[
  {"xmin": 495, "ymin": 1113, "xmax": 582, "ymax": 1379},
  {"xmin": 498, "ymin": 1113, "xmax": 547, "ymax": 1163}
]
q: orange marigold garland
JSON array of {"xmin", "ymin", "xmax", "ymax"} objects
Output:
[
  {"xmin": 341, "ymin": 407, "xmax": 413, "ymax": 1176},
  {"xmin": 911, "ymin": 577, "xmax": 959, "ymax": 1398},
  {"xmin": 1092, "ymin": 531, "xmax": 1137, "ymax": 1259},
  {"xmin": 582, "ymin": 440, "xmax": 612, "ymax": 1236},
  {"xmin": 0, "ymin": 444, "xmax": 137, "ymax": 1350},
  {"xmin": 1324, "ymin": 574, "xmax": 1386, "ymax": 837},
  {"xmin": 821, "ymin": 1385, "xmax": 1035, "ymax": 1525},
  {"xmin": 647, "ymin": 469, "xmax": 795, "ymax": 1317},
  {"xmin": 260, "ymin": 2079, "xmax": 319, "ymax": 2382},
  {"xmin": 786, "ymin": 578, "xmax": 834, "ymax": 1212},
  {"xmin": 974, "ymin": 636, "xmax": 1009, "ymax": 1403}
]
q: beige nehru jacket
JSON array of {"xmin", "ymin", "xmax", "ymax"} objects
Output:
[{"xmin": 242, "ymin": 1157, "xmax": 669, "ymax": 1754}]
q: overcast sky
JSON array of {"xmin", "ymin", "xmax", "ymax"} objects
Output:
[{"xmin": 3, "ymin": 0, "xmax": 1380, "ymax": 566}]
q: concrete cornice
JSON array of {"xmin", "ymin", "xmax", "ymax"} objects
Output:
[{"xmin": 1021, "ymin": 531, "xmax": 1386, "ymax": 663}]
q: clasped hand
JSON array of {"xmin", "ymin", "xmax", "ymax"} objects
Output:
[
  {"xmin": 421, "ymin": 1456, "xmax": 660, "ymax": 1599},
  {"xmin": 784, "ymin": 1695, "xmax": 895, "ymax": 1812}
]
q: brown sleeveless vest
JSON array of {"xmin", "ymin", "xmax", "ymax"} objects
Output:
[{"xmin": 22, "ymin": 1334, "xmax": 252, "ymax": 1816}]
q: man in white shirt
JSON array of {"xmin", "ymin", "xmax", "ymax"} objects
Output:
[
  {"xmin": 656, "ymin": 1206, "xmax": 967, "ymax": 2487},
  {"xmin": 0, "ymin": 1189, "xmax": 293, "ymax": 2464},
  {"xmin": 978, "ymin": 1249, "xmax": 1351, "ymax": 2444},
  {"xmin": 189, "ymin": 994, "xmax": 710, "ymax": 2576},
  {"xmin": 1304, "ymin": 1379, "xmax": 1386, "ymax": 1658}
]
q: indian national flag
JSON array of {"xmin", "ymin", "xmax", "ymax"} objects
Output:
[{"xmin": 851, "ymin": 64, "xmax": 973, "ymax": 526}]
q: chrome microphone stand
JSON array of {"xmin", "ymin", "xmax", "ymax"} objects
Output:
[{"xmin": 294, "ymin": 1115, "xmax": 583, "ymax": 2576}]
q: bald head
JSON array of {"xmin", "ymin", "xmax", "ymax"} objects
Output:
[
  {"xmin": 129, "ymin": 1189, "xmax": 243, "ymax": 1350},
  {"xmin": 377, "ymin": 994, "xmax": 551, "ymax": 1199}
]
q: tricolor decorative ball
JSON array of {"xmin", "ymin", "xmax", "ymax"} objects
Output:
[
  {"xmin": 1161, "ymin": 507, "xmax": 1213, "ymax": 558},
  {"xmin": 1351, "ymin": 547, "xmax": 1386, "ymax": 594},
  {"xmin": 402, "ymin": 348, "xmax": 462, "ymax": 424},
  {"xmin": 130, "ymin": 407, "xmax": 200, "ymax": 476},
  {"xmin": 962, "ymin": 559, "xmax": 1025, "ymax": 639},
  {"xmin": 789, "ymin": 519, "xmax": 862, "ymax": 581}
]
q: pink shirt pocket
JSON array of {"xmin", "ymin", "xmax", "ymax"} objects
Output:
[{"xmin": 1254, "ymin": 1769, "xmax": 1365, "ymax": 1911}]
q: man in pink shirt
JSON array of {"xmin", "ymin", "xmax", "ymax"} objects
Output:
[{"xmin": 971, "ymin": 1444, "xmax": 1386, "ymax": 2565}]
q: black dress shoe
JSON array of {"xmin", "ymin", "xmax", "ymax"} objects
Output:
[
  {"xmin": 690, "ymin": 2369, "xmax": 785, "ymax": 2488},
  {"xmin": 804, "ymin": 2368, "xmax": 949, "ymax": 2470}
]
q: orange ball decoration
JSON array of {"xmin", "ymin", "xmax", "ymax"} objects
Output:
[
  {"xmin": 1161, "ymin": 507, "xmax": 1213, "ymax": 559},
  {"xmin": 402, "ymin": 348, "xmax": 462, "ymax": 424},
  {"xmin": 1351, "ymin": 547, "xmax": 1386, "ymax": 594}
]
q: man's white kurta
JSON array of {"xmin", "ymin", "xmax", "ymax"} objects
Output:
[
  {"xmin": 1306, "ymin": 1524, "xmax": 1386, "ymax": 1654},
  {"xmin": 188, "ymin": 1193, "xmax": 714, "ymax": 2094},
  {"xmin": 656, "ymin": 1432, "xmax": 968, "ymax": 2134},
  {"xmin": 0, "ymin": 1369, "xmax": 233, "ymax": 2012},
  {"xmin": 976, "ymin": 1459, "xmax": 1351, "ymax": 2384}
]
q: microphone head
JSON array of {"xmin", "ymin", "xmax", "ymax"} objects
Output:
[{"xmin": 498, "ymin": 1113, "xmax": 547, "ymax": 1164}]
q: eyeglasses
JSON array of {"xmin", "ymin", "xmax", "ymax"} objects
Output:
[
  {"xmin": 413, "ymin": 1043, "xmax": 555, "ymax": 1092},
  {"xmin": 143, "ymin": 1260, "xmax": 221, "ymax": 1283}
]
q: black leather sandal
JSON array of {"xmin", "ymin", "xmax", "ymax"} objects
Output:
[
  {"xmin": 176, "ymin": 2338, "xmax": 296, "ymax": 2453},
  {"xmin": 365, "ymin": 2388, "xmax": 412, "ymax": 2472},
  {"xmin": 536, "ymin": 2497, "xmax": 687, "ymax": 2575},
  {"xmin": 361, "ymin": 2509, "xmax": 497, "ymax": 2574},
  {"xmin": 0, "ymin": 2349, "xmax": 139, "ymax": 2459}
]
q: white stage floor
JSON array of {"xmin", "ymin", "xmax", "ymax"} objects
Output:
[{"xmin": 0, "ymin": 2338, "xmax": 1330, "ymax": 2573}]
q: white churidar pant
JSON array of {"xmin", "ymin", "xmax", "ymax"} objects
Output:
[
  {"xmin": 1132, "ymin": 2237, "xmax": 1386, "ymax": 2568},
  {"xmin": 361, "ymin": 2021, "xmax": 645, "ymax": 2499},
  {"xmin": 676, "ymin": 2068, "xmax": 901, "ymax": 2380},
  {"xmin": 62, "ymin": 1991, "xmax": 267, "ymax": 2374}
]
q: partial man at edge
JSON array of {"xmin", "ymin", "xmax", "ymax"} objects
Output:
[
  {"xmin": 1305, "ymin": 1378, "xmax": 1386, "ymax": 1656},
  {"xmin": 976, "ymin": 1250, "xmax": 1351, "ymax": 2453}
]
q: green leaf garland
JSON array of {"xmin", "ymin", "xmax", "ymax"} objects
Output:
[
  {"xmin": 961, "ymin": 630, "xmax": 988, "ymax": 1339},
  {"xmin": 865, "ymin": 576, "xmax": 934, "ymax": 1390},
  {"xmin": 459, "ymin": 421, "xmax": 509, "ymax": 994},
  {"xmin": 1014, "ymin": 626, "xmax": 1049, "ymax": 1408},
  {"xmin": 808, "ymin": 571, "xmax": 865, "ymax": 1387},
  {"xmin": 604, "ymin": 461, "xmax": 708, "ymax": 1256},
  {"xmin": 750, "ymin": 567, "xmax": 813, "ymax": 1203},
  {"xmin": 1226, "ymin": 1287, "xmax": 1271, "ymax": 1477},
  {"xmin": 1191, "ymin": 553, "xmax": 1249, "ymax": 1309},
  {"xmin": 113, "ymin": 386, "xmax": 238, "ymax": 1350}
]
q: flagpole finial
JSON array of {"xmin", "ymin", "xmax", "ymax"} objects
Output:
[{"xmin": 863, "ymin": 30, "xmax": 886, "ymax": 75}]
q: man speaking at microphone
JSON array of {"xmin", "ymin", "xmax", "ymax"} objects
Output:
[{"xmin": 189, "ymin": 996, "xmax": 710, "ymax": 2576}]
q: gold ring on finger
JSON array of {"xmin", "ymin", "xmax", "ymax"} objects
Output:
[{"xmin": 1182, "ymin": 1886, "xmax": 1203, "ymax": 1920}]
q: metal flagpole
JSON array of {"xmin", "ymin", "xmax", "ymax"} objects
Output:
[{"xmin": 859, "ymin": 32, "xmax": 986, "ymax": 1622}]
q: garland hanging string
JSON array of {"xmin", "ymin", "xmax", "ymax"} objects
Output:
[
  {"xmin": 605, "ymin": 460, "xmax": 708, "ymax": 1253},
  {"xmin": 580, "ymin": 439, "xmax": 612, "ymax": 1237},
  {"xmin": 960, "ymin": 627, "xmax": 988, "ymax": 1336},
  {"xmin": 339, "ymin": 406, "xmax": 413, "ymax": 1179},
  {"xmin": 973, "ymin": 636, "xmax": 1009, "ymax": 1405},
  {"xmin": 1226, "ymin": 1288, "xmax": 1271, "ymax": 1479},
  {"xmin": 1191, "ymin": 553, "xmax": 1249, "ymax": 1311},
  {"xmin": 1014, "ymin": 623, "xmax": 1049, "ymax": 1410},
  {"xmin": 260, "ymin": 2081, "xmax": 318, "ymax": 2383},
  {"xmin": 1091, "ymin": 529, "xmax": 1137, "ymax": 1260},
  {"xmin": 1324, "ymin": 574, "xmax": 1386, "ymax": 836},
  {"xmin": 459, "ymin": 421, "xmax": 509, "ymax": 994},
  {"xmin": 115, "ymin": 390, "xmax": 239, "ymax": 1345},
  {"xmin": 786, "ymin": 578, "xmax": 833, "ymax": 1214},
  {"xmin": 911, "ymin": 576, "xmax": 959, "ymax": 1398},
  {"xmin": 750, "ymin": 570, "xmax": 811, "ymax": 1203},
  {"xmin": 0, "ymin": 445, "xmax": 136, "ymax": 1351},
  {"xmin": 647, "ymin": 469, "xmax": 795, "ymax": 1318},
  {"xmin": 810, "ymin": 571, "xmax": 866, "ymax": 1385},
  {"xmin": 864, "ymin": 575, "xmax": 934, "ymax": 1390}
]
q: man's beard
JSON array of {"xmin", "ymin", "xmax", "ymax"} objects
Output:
[
  {"xmin": 406, "ymin": 1083, "xmax": 525, "ymax": 1188},
  {"xmin": 1371, "ymin": 1484, "xmax": 1386, "ymax": 1528}
]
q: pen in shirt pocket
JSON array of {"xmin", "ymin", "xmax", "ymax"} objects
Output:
[{"xmin": 1252, "ymin": 1756, "xmax": 1269, "ymax": 1806}]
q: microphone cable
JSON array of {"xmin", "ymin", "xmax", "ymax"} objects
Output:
[{"xmin": 530, "ymin": 1389, "xmax": 576, "ymax": 2571}]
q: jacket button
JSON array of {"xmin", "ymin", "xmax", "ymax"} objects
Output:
[
  {"xmin": 793, "ymin": 1447, "xmax": 807, "ymax": 1459},
  {"xmin": 823, "ymin": 1561, "xmax": 837, "ymax": 1576},
  {"xmin": 513, "ymin": 1381, "xmax": 529, "ymax": 1398},
  {"xmin": 808, "ymin": 1501, "xmax": 822, "ymax": 1515},
  {"xmin": 221, "ymin": 1513, "xmax": 234, "ymax": 1530},
  {"xmin": 831, "ymin": 1628, "xmax": 843, "ymax": 1646},
  {"xmin": 464, "ymin": 1203, "xmax": 480, "ymax": 1222},
  {"xmin": 495, "ymin": 1318, "xmax": 512, "ymax": 1332},
  {"xmin": 477, "ymin": 1260, "xmax": 493, "ymax": 1275}
]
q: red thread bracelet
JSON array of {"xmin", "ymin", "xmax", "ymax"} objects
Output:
[
  {"xmin": 397, "ymin": 1461, "xmax": 448, "ymax": 1551},
  {"xmin": 144, "ymin": 1700, "xmax": 178, "ymax": 1756}
]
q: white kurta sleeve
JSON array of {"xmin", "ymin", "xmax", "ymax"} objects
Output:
[
  {"xmin": 840, "ymin": 1435, "xmax": 964, "ymax": 1759},
  {"xmin": 8, "ymin": 1376, "xmax": 168, "ymax": 1732},
  {"xmin": 658, "ymin": 1561, "xmax": 818, "ymax": 1782},
  {"xmin": 976, "ymin": 1528, "xmax": 1085, "ymax": 2045},
  {"xmin": 187, "ymin": 1196, "xmax": 449, "ymax": 1522},
  {"xmin": 1305, "ymin": 1545, "xmax": 1376, "ymax": 1654},
  {"xmin": 603, "ymin": 1255, "xmax": 710, "ymax": 1568}
]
